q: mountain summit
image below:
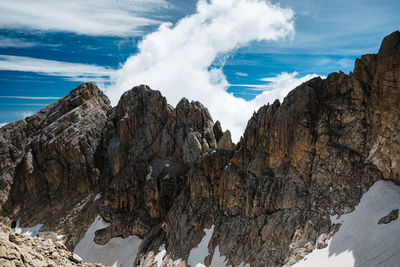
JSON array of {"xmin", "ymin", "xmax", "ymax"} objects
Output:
[{"xmin": 0, "ymin": 31, "xmax": 399, "ymax": 267}]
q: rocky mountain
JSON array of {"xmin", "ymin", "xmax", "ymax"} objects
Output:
[
  {"xmin": 0, "ymin": 221, "xmax": 104, "ymax": 267},
  {"xmin": 0, "ymin": 31, "xmax": 399, "ymax": 267}
]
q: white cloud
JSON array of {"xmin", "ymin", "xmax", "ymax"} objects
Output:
[
  {"xmin": 252, "ymin": 72, "xmax": 320, "ymax": 106},
  {"xmin": 0, "ymin": 96, "xmax": 60, "ymax": 100},
  {"xmin": 0, "ymin": 55, "xmax": 115, "ymax": 84},
  {"xmin": 109, "ymin": 0, "xmax": 299, "ymax": 141},
  {"xmin": 0, "ymin": 36, "xmax": 37, "ymax": 48},
  {"xmin": 17, "ymin": 111, "xmax": 34, "ymax": 119},
  {"xmin": 236, "ymin": 72, "xmax": 248, "ymax": 77},
  {"xmin": 0, "ymin": 36, "xmax": 61, "ymax": 48},
  {"xmin": 0, "ymin": 1, "xmax": 321, "ymax": 142},
  {"xmin": 0, "ymin": 0, "xmax": 169, "ymax": 36}
]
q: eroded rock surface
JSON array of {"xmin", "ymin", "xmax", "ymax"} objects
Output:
[
  {"xmin": 378, "ymin": 209, "xmax": 399, "ymax": 224},
  {"xmin": 0, "ymin": 83, "xmax": 111, "ymax": 249},
  {"xmin": 0, "ymin": 222, "xmax": 104, "ymax": 267},
  {"xmin": 0, "ymin": 31, "xmax": 399, "ymax": 267}
]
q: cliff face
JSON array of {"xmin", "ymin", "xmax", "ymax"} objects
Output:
[{"xmin": 0, "ymin": 31, "xmax": 399, "ymax": 267}]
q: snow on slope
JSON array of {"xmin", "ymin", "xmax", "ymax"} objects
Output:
[
  {"xmin": 211, "ymin": 246, "xmax": 249, "ymax": 267},
  {"xmin": 154, "ymin": 244, "xmax": 167, "ymax": 267},
  {"xmin": 187, "ymin": 225, "xmax": 215, "ymax": 267},
  {"xmin": 187, "ymin": 225, "xmax": 249, "ymax": 267},
  {"xmin": 15, "ymin": 220, "xmax": 63, "ymax": 239},
  {"xmin": 15, "ymin": 221, "xmax": 50, "ymax": 238},
  {"xmin": 74, "ymin": 215, "xmax": 142, "ymax": 267},
  {"xmin": 294, "ymin": 180, "xmax": 400, "ymax": 267}
]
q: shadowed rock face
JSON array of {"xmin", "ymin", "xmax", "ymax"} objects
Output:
[
  {"xmin": 0, "ymin": 83, "xmax": 112, "ymax": 249},
  {"xmin": 98, "ymin": 85, "xmax": 219, "ymax": 242},
  {"xmin": 0, "ymin": 31, "xmax": 399, "ymax": 267}
]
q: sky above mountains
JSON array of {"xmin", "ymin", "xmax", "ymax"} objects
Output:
[{"xmin": 0, "ymin": 0, "xmax": 399, "ymax": 140}]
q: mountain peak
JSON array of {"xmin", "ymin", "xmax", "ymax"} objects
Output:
[
  {"xmin": 1, "ymin": 32, "xmax": 400, "ymax": 267},
  {"xmin": 379, "ymin": 30, "xmax": 400, "ymax": 55}
]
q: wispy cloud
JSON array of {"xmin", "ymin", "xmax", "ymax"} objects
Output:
[
  {"xmin": 0, "ymin": 36, "xmax": 38, "ymax": 48},
  {"xmin": 0, "ymin": 55, "xmax": 115, "ymax": 83},
  {"xmin": 0, "ymin": 96, "xmax": 60, "ymax": 100},
  {"xmin": 2, "ymin": 103, "xmax": 49, "ymax": 106},
  {"xmin": 255, "ymin": 0, "xmax": 400, "ymax": 56},
  {"xmin": 0, "ymin": 36, "xmax": 61, "ymax": 48},
  {"xmin": 17, "ymin": 111, "xmax": 34, "ymax": 118},
  {"xmin": 0, "ymin": 0, "xmax": 170, "ymax": 36},
  {"xmin": 235, "ymin": 72, "xmax": 248, "ymax": 77}
]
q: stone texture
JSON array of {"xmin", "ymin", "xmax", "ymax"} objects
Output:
[
  {"xmin": 0, "ymin": 31, "xmax": 399, "ymax": 267},
  {"xmin": 137, "ymin": 31, "xmax": 400, "ymax": 266},
  {"xmin": 0, "ymin": 222, "xmax": 104, "ymax": 267},
  {"xmin": 97, "ymin": 85, "xmax": 218, "ymax": 243},
  {"xmin": 378, "ymin": 209, "xmax": 399, "ymax": 224},
  {"xmin": 0, "ymin": 83, "xmax": 111, "ymax": 249}
]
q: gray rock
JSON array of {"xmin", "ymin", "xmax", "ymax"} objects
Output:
[
  {"xmin": 0, "ymin": 31, "xmax": 399, "ymax": 267},
  {"xmin": 378, "ymin": 209, "xmax": 399, "ymax": 224}
]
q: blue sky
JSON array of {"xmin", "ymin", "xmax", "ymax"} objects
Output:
[{"xmin": 0, "ymin": 0, "xmax": 399, "ymax": 139}]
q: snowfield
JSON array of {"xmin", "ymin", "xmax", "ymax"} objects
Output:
[
  {"xmin": 294, "ymin": 180, "xmax": 400, "ymax": 267},
  {"xmin": 74, "ymin": 215, "xmax": 142, "ymax": 267},
  {"xmin": 187, "ymin": 225, "xmax": 249, "ymax": 267}
]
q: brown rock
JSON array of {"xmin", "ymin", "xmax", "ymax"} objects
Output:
[
  {"xmin": 0, "ymin": 31, "xmax": 399, "ymax": 267},
  {"xmin": 217, "ymin": 130, "xmax": 234, "ymax": 150},
  {"xmin": 0, "ymin": 222, "xmax": 103, "ymax": 267},
  {"xmin": 378, "ymin": 209, "xmax": 399, "ymax": 224}
]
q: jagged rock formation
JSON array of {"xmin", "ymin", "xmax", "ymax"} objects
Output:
[
  {"xmin": 98, "ymin": 86, "xmax": 218, "ymax": 243},
  {"xmin": 0, "ymin": 31, "xmax": 399, "ymax": 267},
  {"xmin": 0, "ymin": 83, "xmax": 112, "ymax": 249},
  {"xmin": 0, "ymin": 222, "xmax": 104, "ymax": 266}
]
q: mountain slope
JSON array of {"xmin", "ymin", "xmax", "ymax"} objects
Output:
[{"xmin": 0, "ymin": 31, "xmax": 399, "ymax": 267}]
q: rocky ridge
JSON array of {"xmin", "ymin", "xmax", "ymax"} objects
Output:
[
  {"xmin": 0, "ymin": 31, "xmax": 399, "ymax": 266},
  {"xmin": 0, "ymin": 222, "xmax": 104, "ymax": 267}
]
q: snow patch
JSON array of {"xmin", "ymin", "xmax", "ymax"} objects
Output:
[
  {"xmin": 74, "ymin": 215, "xmax": 142, "ymax": 267},
  {"xmin": 154, "ymin": 244, "xmax": 166, "ymax": 267},
  {"xmin": 329, "ymin": 214, "xmax": 344, "ymax": 225},
  {"xmin": 146, "ymin": 164, "xmax": 153, "ymax": 181},
  {"xmin": 15, "ymin": 220, "xmax": 63, "ymax": 239},
  {"xmin": 187, "ymin": 225, "xmax": 214, "ymax": 267},
  {"xmin": 15, "ymin": 220, "xmax": 50, "ymax": 238},
  {"xmin": 294, "ymin": 180, "xmax": 400, "ymax": 267},
  {"xmin": 210, "ymin": 245, "xmax": 228, "ymax": 266},
  {"xmin": 93, "ymin": 193, "xmax": 101, "ymax": 202},
  {"xmin": 315, "ymin": 233, "xmax": 326, "ymax": 245},
  {"xmin": 211, "ymin": 246, "xmax": 249, "ymax": 267},
  {"xmin": 186, "ymin": 225, "xmax": 249, "ymax": 267}
]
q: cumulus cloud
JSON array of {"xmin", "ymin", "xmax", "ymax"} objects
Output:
[
  {"xmin": 0, "ymin": 0, "xmax": 169, "ymax": 36},
  {"xmin": 0, "ymin": 55, "xmax": 114, "ymax": 84},
  {"xmin": 252, "ymin": 72, "xmax": 320, "ymax": 106},
  {"xmin": 108, "ymin": 0, "xmax": 301, "ymax": 141}
]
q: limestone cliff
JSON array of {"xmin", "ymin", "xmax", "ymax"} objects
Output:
[{"xmin": 0, "ymin": 31, "xmax": 399, "ymax": 267}]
